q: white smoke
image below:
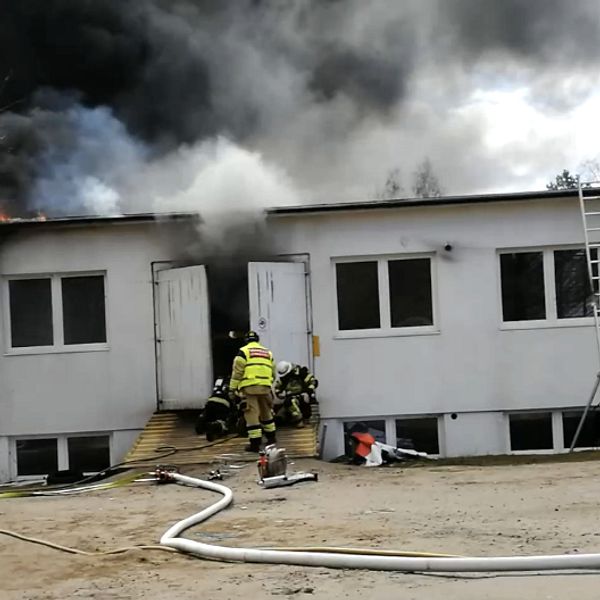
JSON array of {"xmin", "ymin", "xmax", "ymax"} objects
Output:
[
  {"xmin": 27, "ymin": 100, "xmax": 299, "ymax": 219},
  {"xmin": 126, "ymin": 136, "xmax": 300, "ymax": 219},
  {"xmin": 29, "ymin": 102, "xmax": 146, "ymax": 215}
]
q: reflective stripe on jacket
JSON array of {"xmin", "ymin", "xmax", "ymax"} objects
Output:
[
  {"xmin": 206, "ymin": 395, "xmax": 231, "ymax": 409},
  {"xmin": 230, "ymin": 342, "xmax": 274, "ymax": 390},
  {"xmin": 274, "ymin": 365, "xmax": 318, "ymax": 396}
]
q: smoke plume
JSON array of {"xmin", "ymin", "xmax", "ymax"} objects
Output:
[{"xmin": 1, "ymin": 0, "xmax": 600, "ymax": 217}]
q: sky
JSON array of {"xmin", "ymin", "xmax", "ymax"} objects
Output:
[{"xmin": 1, "ymin": 0, "xmax": 600, "ymax": 217}]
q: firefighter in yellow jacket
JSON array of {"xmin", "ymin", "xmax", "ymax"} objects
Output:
[{"xmin": 229, "ymin": 331, "xmax": 277, "ymax": 452}]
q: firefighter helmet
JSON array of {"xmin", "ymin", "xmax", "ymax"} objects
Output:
[
  {"xmin": 212, "ymin": 377, "xmax": 229, "ymax": 396},
  {"xmin": 244, "ymin": 330, "xmax": 259, "ymax": 343},
  {"xmin": 276, "ymin": 360, "xmax": 293, "ymax": 377}
]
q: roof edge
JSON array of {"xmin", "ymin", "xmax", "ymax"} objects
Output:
[
  {"xmin": 0, "ymin": 211, "xmax": 200, "ymax": 229},
  {"xmin": 267, "ymin": 188, "xmax": 583, "ymax": 216}
]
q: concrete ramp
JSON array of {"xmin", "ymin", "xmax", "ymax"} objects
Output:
[{"xmin": 125, "ymin": 408, "xmax": 319, "ymax": 466}]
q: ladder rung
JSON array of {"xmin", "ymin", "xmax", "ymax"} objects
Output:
[
  {"xmin": 586, "ymin": 212, "xmax": 600, "ymax": 216},
  {"xmin": 590, "ymin": 259, "xmax": 600, "ymax": 264},
  {"xmin": 587, "ymin": 227, "xmax": 600, "ymax": 232},
  {"xmin": 584, "ymin": 195, "xmax": 600, "ymax": 201},
  {"xmin": 589, "ymin": 244, "xmax": 600, "ymax": 248}
]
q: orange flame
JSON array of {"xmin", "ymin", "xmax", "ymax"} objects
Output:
[{"xmin": 0, "ymin": 211, "xmax": 47, "ymax": 223}]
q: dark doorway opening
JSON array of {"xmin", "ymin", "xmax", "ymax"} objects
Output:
[{"xmin": 206, "ymin": 261, "xmax": 249, "ymax": 380}]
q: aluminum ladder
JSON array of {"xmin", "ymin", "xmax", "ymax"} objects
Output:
[{"xmin": 569, "ymin": 181, "xmax": 600, "ymax": 451}]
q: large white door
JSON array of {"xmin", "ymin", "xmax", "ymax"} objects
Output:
[
  {"xmin": 157, "ymin": 266, "xmax": 213, "ymax": 409},
  {"xmin": 248, "ymin": 262, "xmax": 311, "ymax": 367}
]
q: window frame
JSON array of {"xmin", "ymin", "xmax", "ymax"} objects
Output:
[
  {"xmin": 507, "ymin": 410, "xmax": 554, "ymax": 453},
  {"xmin": 343, "ymin": 419, "xmax": 387, "ymax": 458},
  {"xmin": 342, "ymin": 414, "xmax": 443, "ymax": 458},
  {"xmin": 497, "ymin": 246, "xmax": 595, "ymax": 330},
  {"xmin": 14, "ymin": 437, "xmax": 59, "ymax": 478},
  {"xmin": 10, "ymin": 432, "xmax": 112, "ymax": 480},
  {"xmin": 505, "ymin": 408, "xmax": 600, "ymax": 455},
  {"xmin": 395, "ymin": 415, "xmax": 441, "ymax": 455},
  {"xmin": 332, "ymin": 253, "xmax": 439, "ymax": 339},
  {"xmin": 561, "ymin": 409, "xmax": 600, "ymax": 450},
  {"xmin": 3, "ymin": 271, "xmax": 109, "ymax": 355}
]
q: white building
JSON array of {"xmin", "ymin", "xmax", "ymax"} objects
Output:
[
  {"xmin": 0, "ymin": 214, "xmax": 215, "ymax": 482},
  {"xmin": 1, "ymin": 189, "xmax": 598, "ymax": 482}
]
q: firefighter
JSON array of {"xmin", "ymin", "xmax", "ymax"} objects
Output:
[
  {"xmin": 274, "ymin": 361, "xmax": 318, "ymax": 428},
  {"xmin": 194, "ymin": 378, "xmax": 238, "ymax": 442},
  {"xmin": 229, "ymin": 331, "xmax": 277, "ymax": 452}
]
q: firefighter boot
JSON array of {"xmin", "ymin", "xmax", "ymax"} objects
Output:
[
  {"xmin": 265, "ymin": 431, "xmax": 277, "ymax": 445},
  {"xmin": 245, "ymin": 438, "xmax": 261, "ymax": 453},
  {"xmin": 206, "ymin": 420, "xmax": 225, "ymax": 442}
]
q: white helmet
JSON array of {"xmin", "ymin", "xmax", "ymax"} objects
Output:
[{"xmin": 277, "ymin": 360, "xmax": 293, "ymax": 377}]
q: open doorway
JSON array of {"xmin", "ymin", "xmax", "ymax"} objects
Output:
[
  {"xmin": 154, "ymin": 258, "xmax": 312, "ymax": 411},
  {"xmin": 206, "ymin": 261, "xmax": 249, "ymax": 380},
  {"xmin": 206, "ymin": 259, "xmax": 313, "ymax": 379}
]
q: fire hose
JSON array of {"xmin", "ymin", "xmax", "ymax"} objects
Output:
[
  {"xmin": 3, "ymin": 465, "xmax": 600, "ymax": 572},
  {"xmin": 159, "ymin": 472, "xmax": 600, "ymax": 573}
]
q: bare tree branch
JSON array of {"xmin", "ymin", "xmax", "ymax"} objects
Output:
[{"xmin": 412, "ymin": 158, "xmax": 443, "ymax": 198}]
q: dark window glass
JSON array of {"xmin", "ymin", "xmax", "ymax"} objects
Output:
[
  {"xmin": 16, "ymin": 438, "xmax": 58, "ymax": 476},
  {"xmin": 554, "ymin": 250, "xmax": 593, "ymax": 319},
  {"xmin": 9, "ymin": 278, "xmax": 53, "ymax": 347},
  {"xmin": 500, "ymin": 252, "xmax": 545, "ymax": 321},
  {"xmin": 343, "ymin": 420, "xmax": 386, "ymax": 457},
  {"xmin": 62, "ymin": 276, "xmax": 106, "ymax": 344},
  {"xmin": 396, "ymin": 417, "xmax": 439, "ymax": 454},
  {"xmin": 388, "ymin": 259, "xmax": 433, "ymax": 327},
  {"xmin": 336, "ymin": 262, "xmax": 380, "ymax": 330},
  {"xmin": 509, "ymin": 413, "xmax": 553, "ymax": 451},
  {"xmin": 68, "ymin": 436, "xmax": 110, "ymax": 472},
  {"xmin": 563, "ymin": 410, "xmax": 600, "ymax": 449}
]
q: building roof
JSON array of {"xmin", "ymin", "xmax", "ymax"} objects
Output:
[
  {"xmin": 267, "ymin": 188, "xmax": 585, "ymax": 216},
  {"xmin": 0, "ymin": 211, "xmax": 199, "ymax": 230},
  {"xmin": 0, "ymin": 188, "xmax": 593, "ymax": 227}
]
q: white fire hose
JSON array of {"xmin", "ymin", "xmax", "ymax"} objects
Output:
[{"xmin": 160, "ymin": 473, "xmax": 600, "ymax": 572}]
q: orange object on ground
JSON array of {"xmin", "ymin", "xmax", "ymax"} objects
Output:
[{"xmin": 351, "ymin": 432, "xmax": 375, "ymax": 458}]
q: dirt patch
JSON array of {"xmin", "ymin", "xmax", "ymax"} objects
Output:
[{"xmin": 2, "ymin": 458, "xmax": 600, "ymax": 599}]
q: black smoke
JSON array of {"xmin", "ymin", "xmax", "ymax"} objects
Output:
[
  {"xmin": 438, "ymin": 0, "xmax": 600, "ymax": 67},
  {"xmin": 1, "ymin": 0, "xmax": 600, "ymax": 216},
  {"xmin": 161, "ymin": 216, "xmax": 283, "ymax": 376}
]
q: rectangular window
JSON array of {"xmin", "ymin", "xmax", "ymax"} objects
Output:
[
  {"xmin": 396, "ymin": 417, "xmax": 439, "ymax": 454},
  {"xmin": 334, "ymin": 255, "xmax": 435, "ymax": 334},
  {"xmin": 562, "ymin": 410, "xmax": 600, "ymax": 449},
  {"xmin": 499, "ymin": 247, "xmax": 594, "ymax": 326},
  {"xmin": 16, "ymin": 438, "xmax": 58, "ymax": 476},
  {"xmin": 388, "ymin": 259, "xmax": 433, "ymax": 327},
  {"xmin": 509, "ymin": 412, "xmax": 553, "ymax": 451},
  {"xmin": 68, "ymin": 435, "xmax": 110, "ymax": 473},
  {"xmin": 554, "ymin": 250, "xmax": 593, "ymax": 319},
  {"xmin": 62, "ymin": 276, "xmax": 107, "ymax": 344},
  {"xmin": 500, "ymin": 252, "xmax": 545, "ymax": 321},
  {"xmin": 336, "ymin": 262, "xmax": 380, "ymax": 330},
  {"xmin": 343, "ymin": 420, "xmax": 386, "ymax": 457},
  {"xmin": 9, "ymin": 278, "xmax": 54, "ymax": 347},
  {"xmin": 6, "ymin": 273, "xmax": 107, "ymax": 350}
]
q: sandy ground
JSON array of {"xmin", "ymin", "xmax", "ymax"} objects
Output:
[{"xmin": 1, "ymin": 456, "xmax": 600, "ymax": 599}]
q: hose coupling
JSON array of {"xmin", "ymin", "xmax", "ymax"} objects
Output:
[{"xmin": 155, "ymin": 466, "xmax": 178, "ymax": 484}]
